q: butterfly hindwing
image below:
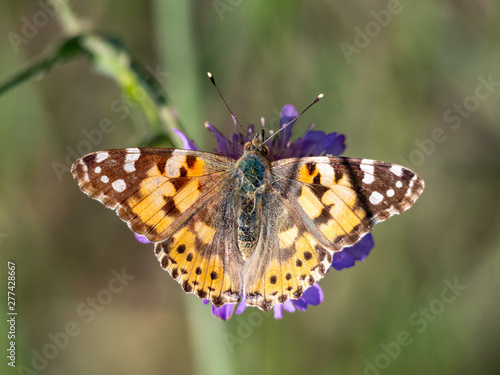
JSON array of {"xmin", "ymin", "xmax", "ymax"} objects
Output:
[
  {"xmin": 243, "ymin": 193, "xmax": 333, "ymax": 310},
  {"xmin": 154, "ymin": 190, "xmax": 244, "ymax": 307}
]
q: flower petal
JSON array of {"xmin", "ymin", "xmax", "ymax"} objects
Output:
[
  {"xmin": 331, "ymin": 233, "xmax": 374, "ymax": 270},
  {"xmin": 211, "ymin": 303, "xmax": 236, "ymax": 321},
  {"xmin": 235, "ymin": 297, "xmax": 248, "ymax": 315},
  {"xmin": 134, "ymin": 233, "xmax": 151, "ymax": 244},
  {"xmin": 279, "ymin": 104, "xmax": 298, "ymax": 148},
  {"xmin": 282, "ymin": 300, "xmax": 296, "ymax": 313},
  {"xmin": 324, "ymin": 133, "xmax": 346, "ymax": 156},
  {"xmin": 300, "ymin": 283, "xmax": 324, "ymax": 305},
  {"xmin": 293, "ymin": 298, "xmax": 308, "ymax": 311},
  {"xmin": 292, "ymin": 283, "xmax": 324, "ymax": 311},
  {"xmin": 273, "ymin": 304, "xmax": 284, "ymax": 319},
  {"xmin": 172, "ymin": 129, "xmax": 199, "ymax": 151}
]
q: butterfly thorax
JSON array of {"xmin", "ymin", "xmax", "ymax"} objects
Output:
[{"xmin": 234, "ymin": 134, "xmax": 272, "ymax": 260}]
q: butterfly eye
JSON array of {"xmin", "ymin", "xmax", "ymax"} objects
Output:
[
  {"xmin": 244, "ymin": 142, "xmax": 252, "ymax": 151},
  {"xmin": 261, "ymin": 146, "xmax": 269, "ymax": 156}
]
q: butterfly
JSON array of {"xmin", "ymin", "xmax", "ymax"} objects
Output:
[{"xmin": 71, "ymin": 129, "xmax": 424, "ymax": 311}]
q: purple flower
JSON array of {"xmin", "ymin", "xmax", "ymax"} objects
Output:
[
  {"xmin": 331, "ymin": 233, "xmax": 374, "ymax": 271},
  {"xmin": 203, "ymin": 299, "xmax": 235, "ymax": 321},
  {"xmin": 204, "ymin": 105, "xmax": 346, "ymax": 161},
  {"xmin": 137, "ymin": 105, "xmax": 374, "ymax": 320},
  {"xmin": 172, "ymin": 129, "xmax": 199, "ymax": 151},
  {"xmin": 205, "ymin": 284, "xmax": 326, "ymax": 321},
  {"xmin": 134, "ymin": 233, "xmax": 151, "ymax": 244}
]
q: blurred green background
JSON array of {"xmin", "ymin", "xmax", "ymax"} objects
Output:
[{"xmin": 1, "ymin": 1, "xmax": 499, "ymax": 374}]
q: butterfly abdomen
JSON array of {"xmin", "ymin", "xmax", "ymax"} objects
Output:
[
  {"xmin": 237, "ymin": 197, "xmax": 261, "ymax": 260},
  {"xmin": 234, "ymin": 151, "xmax": 272, "ymax": 260}
]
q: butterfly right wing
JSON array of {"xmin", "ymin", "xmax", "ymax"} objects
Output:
[{"xmin": 244, "ymin": 156, "xmax": 424, "ymax": 311}]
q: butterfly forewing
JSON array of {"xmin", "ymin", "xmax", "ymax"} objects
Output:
[
  {"xmin": 71, "ymin": 148, "xmax": 233, "ymax": 241},
  {"xmin": 271, "ymin": 157, "xmax": 425, "ymax": 251}
]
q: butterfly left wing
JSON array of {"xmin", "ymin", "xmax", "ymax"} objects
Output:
[
  {"xmin": 72, "ymin": 148, "xmax": 244, "ymax": 306},
  {"xmin": 243, "ymin": 156, "xmax": 424, "ymax": 311}
]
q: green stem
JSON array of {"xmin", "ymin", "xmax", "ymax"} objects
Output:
[
  {"xmin": 0, "ymin": 1, "xmax": 185, "ymax": 148},
  {"xmin": 153, "ymin": 2, "xmax": 234, "ymax": 375}
]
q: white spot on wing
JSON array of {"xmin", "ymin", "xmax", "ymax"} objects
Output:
[
  {"xmin": 125, "ymin": 150, "xmax": 140, "ymax": 164},
  {"xmin": 124, "ymin": 163, "xmax": 136, "ymax": 173},
  {"xmin": 124, "ymin": 149, "xmax": 140, "ymax": 173},
  {"xmin": 369, "ymin": 191, "xmax": 384, "ymax": 205},
  {"xmin": 112, "ymin": 179, "xmax": 126, "ymax": 192},
  {"xmin": 396, "ymin": 181, "xmax": 403, "ymax": 188},
  {"xmin": 79, "ymin": 162, "xmax": 89, "ymax": 181},
  {"xmin": 386, "ymin": 189, "xmax": 395, "ymax": 197},
  {"xmin": 360, "ymin": 161, "xmax": 375, "ymax": 184},
  {"xmin": 317, "ymin": 164, "xmax": 335, "ymax": 185},
  {"xmin": 95, "ymin": 152, "xmax": 109, "ymax": 163},
  {"xmin": 409, "ymin": 174, "xmax": 417, "ymax": 188},
  {"xmin": 126, "ymin": 148, "xmax": 141, "ymax": 157},
  {"xmin": 95, "ymin": 167, "xmax": 102, "ymax": 174},
  {"xmin": 101, "ymin": 175, "xmax": 109, "ymax": 183},
  {"xmin": 390, "ymin": 165, "xmax": 403, "ymax": 177},
  {"xmin": 166, "ymin": 158, "xmax": 183, "ymax": 177},
  {"xmin": 362, "ymin": 173, "xmax": 374, "ymax": 184}
]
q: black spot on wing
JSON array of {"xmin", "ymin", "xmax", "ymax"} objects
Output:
[
  {"xmin": 83, "ymin": 154, "xmax": 96, "ymax": 164},
  {"xmin": 334, "ymin": 168, "xmax": 343, "ymax": 183},
  {"xmin": 157, "ymin": 160, "xmax": 166, "ymax": 175},
  {"xmin": 313, "ymin": 173, "xmax": 321, "ymax": 185},
  {"xmin": 305, "ymin": 162, "xmax": 316, "ymax": 175},
  {"xmin": 186, "ymin": 154, "xmax": 197, "ymax": 168},
  {"xmin": 182, "ymin": 281, "xmax": 192, "ymax": 292}
]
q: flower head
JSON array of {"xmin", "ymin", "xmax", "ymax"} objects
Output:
[
  {"xmin": 204, "ymin": 105, "xmax": 346, "ymax": 161},
  {"xmin": 138, "ymin": 104, "xmax": 374, "ymax": 320}
]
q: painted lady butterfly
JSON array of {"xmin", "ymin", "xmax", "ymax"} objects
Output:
[{"xmin": 72, "ymin": 129, "xmax": 424, "ymax": 311}]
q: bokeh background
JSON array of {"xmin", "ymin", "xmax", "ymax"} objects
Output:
[{"xmin": 1, "ymin": 1, "xmax": 499, "ymax": 374}]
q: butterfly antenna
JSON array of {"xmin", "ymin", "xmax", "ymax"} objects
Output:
[
  {"xmin": 263, "ymin": 93, "xmax": 324, "ymax": 145},
  {"xmin": 207, "ymin": 72, "xmax": 244, "ymax": 131}
]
